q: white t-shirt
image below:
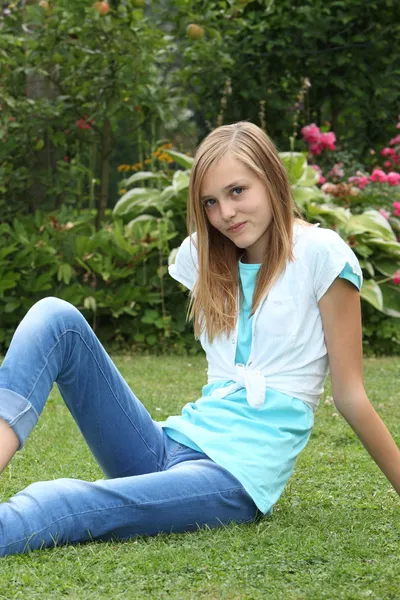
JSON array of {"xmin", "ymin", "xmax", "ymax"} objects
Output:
[{"xmin": 168, "ymin": 222, "xmax": 363, "ymax": 412}]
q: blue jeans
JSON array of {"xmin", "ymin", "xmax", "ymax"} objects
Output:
[{"xmin": 0, "ymin": 298, "xmax": 260, "ymax": 557}]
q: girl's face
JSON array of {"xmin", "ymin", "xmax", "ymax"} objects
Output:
[{"xmin": 200, "ymin": 154, "xmax": 273, "ymax": 264}]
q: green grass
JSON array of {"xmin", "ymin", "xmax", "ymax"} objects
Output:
[{"xmin": 0, "ymin": 354, "xmax": 399, "ymax": 599}]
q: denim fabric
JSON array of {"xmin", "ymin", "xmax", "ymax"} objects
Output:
[{"xmin": 0, "ymin": 298, "xmax": 260, "ymax": 557}]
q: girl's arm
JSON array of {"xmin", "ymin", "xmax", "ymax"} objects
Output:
[{"xmin": 318, "ymin": 277, "xmax": 400, "ymax": 494}]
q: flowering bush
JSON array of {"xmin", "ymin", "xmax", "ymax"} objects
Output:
[
  {"xmin": 301, "ymin": 120, "xmax": 400, "ymax": 247},
  {"xmin": 294, "ymin": 126, "xmax": 400, "ymax": 337},
  {"xmin": 301, "ymin": 123, "xmax": 336, "ymax": 155}
]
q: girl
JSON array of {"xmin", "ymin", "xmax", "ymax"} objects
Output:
[{"xmin": 0, "ymin": 121, "xmax": 399, "ymax": 557}]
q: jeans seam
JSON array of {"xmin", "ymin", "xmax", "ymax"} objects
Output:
[
  {"xmin": 26, "ymin": 328, "xmax": 163, "ymax": 471},
  {"xmin": 0, "ymin": 486, "xmax": 247, "ymax": 550}
]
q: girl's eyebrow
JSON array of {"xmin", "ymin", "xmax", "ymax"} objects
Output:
[{"xmin": 200, "ymin": 181, "xmax": 247, "ymax": 201}]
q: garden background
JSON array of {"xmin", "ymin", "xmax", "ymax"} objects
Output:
[
  {"xmin": 1, "ymin": 0, "xmax": 400, "ymax": 356},
  {"xmin": 1, "ymin": 1, "xmax": 400, "ymax": 597}
]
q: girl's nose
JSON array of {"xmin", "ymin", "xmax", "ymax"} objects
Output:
[{"xmin": 219, "ymin": 200, "xmax": 237, "ymax": 221}]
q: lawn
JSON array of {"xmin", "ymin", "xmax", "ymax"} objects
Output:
[{"xmin": 0, "ymin": 354, "xmax": 399, "ymax": 599}]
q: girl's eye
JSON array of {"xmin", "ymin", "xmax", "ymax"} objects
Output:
[
  {"xmin": 203, "ymin": 198, "xmax": 216, "ymax": 208},
  {"xmin": 232, "ymin": 186, "xmax": 244, "ymax": 196},
  {"xmin": 203, "ymin": 187, "xmax": 244, "ymax": 209}
]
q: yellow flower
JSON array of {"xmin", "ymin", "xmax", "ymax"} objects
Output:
[
  {"xmin": 144, "ymin": 159, "xmax": 151, "ymax": 164},
  {"xmin": 120, "ymin": 188, "xmax": 127, "ymax": 195}
]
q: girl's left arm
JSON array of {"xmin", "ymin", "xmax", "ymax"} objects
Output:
[{"xmin": 319, "ymin": 277, "xmax": 400, "ymax": 495}]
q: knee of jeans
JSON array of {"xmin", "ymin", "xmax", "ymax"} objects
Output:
[
  {"xmin": 27, "ymin": 297, "xmax": 84, "ymax": 330},
  {"xmin": 20, "ymin": 478, "xmax": 72, "ymax": 503}
]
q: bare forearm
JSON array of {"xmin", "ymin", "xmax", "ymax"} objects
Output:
[
  {"xmin": 0, "ymin": 418, "xmax": 20, "ymax": 474},
  {"xmin": 339, "ymin": 398, "xmax": 400, "ymax": 494}
]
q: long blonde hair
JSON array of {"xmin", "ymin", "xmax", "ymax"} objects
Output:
[{"xmin": 186, "ymin": 121, "xmax": 306, "ymax": 343}]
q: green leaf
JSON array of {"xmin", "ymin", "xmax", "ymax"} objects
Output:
[
  {"xmin": 298, "ymin": 166, "xmax": 320, "ymax": 187},
  {"xmin": 35, "ymin": 139, "xmax": 45, "ymax": 151},
  {"xmin": 74, "ymin": 256, "xmax": 91, "ymax": 273},
  {"xmin": 160, "ymin": 186, "xmax": 177, "ymax": 203},
  {"xmin": 112, "ymin": 219, "xmax": 137, "ymax": 255},
  {"xmin": 367, "ymin": 239, "xmax": 400, "ymax": 258},
  {"xmin": 345, "ymin": 211, "xmax": 397, "ymax": 241},
  {"xmin": 31, "ymin": 272, "xmax": 53, "ymax": 292},
  {"xmin": 113, "ymin": 188, "xmax": 162, "ymax": 216},
  {"xmin": 172, "ymin": 170, "xmax": 190, "ymax": 193},
  {"xmin": 0, "ymin": 245, "xmax": 18, "ymax": 260},
  {"xmin": 57, "ymin": 263, "xmax": 73, "ymax": 285},
  {"xmin": 163, "ymin": 150, "xmax": 193, "ymax": 169},
  {"xmin": 0, "ymin": 276, "xmax": 18, "ymax": 295},
  {"xmin": 141, "ymin": 309, "xmax": 159, "ymax": 324},
  {"xmin": 306, "ymin": 203, "xmax": 350, "ymax": 226},
  {"xmin": 84, "ymin": 296, "xmax": 97, "ymax": 312},
  {"xmin": 380, "ymin": 283, "xmax": 400, "ymax": 318},
  {"xmin": 373, "ymin": 258, "xmax": 399, "ymax": 277},
  {"xmin": 123, "ymin": 171, "xmax": 169, "ymax": 187},
  {"xmin": 360, "ymin": 280, "xmax": 383, "ymax": 311},
  {"xmin": 125, "ymin": 214, "xmax": 158, "ymax": 236},
  {"xmin": 358, "ymin": 260, "xmax": 374, "ymax": 277},
  {"xmin": 292, "ymin": 187, "xmax": 325, "ymax": 206},
  {"xmin": 279, "ymin": 152, "xmax": 307, "ymax": 185},
  {"xmin": 4, "ymin": 299, "xmax": 21, "ymax": 313}
]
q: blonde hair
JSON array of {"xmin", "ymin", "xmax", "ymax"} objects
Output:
[{"xmin": 186, "ymin": 121, "xmax": 306, "ymax": 343}]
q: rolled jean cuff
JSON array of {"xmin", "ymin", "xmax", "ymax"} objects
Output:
[{"xmin": 0, "ymin": 388, "xmax": 39, "ymax": 450}]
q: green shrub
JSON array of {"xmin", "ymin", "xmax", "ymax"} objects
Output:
[
  {"xmin": 1, "ymin": 151, "xmax": 399, "ymax": 355},
  {"xmin": 0, "ymin": 206, "xmax": 200, "ymax": 355}
]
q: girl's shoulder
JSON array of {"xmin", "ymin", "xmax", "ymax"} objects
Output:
[
  {"xmin": 168, "ymin": 233, "xmax": 198, "ymax": 290},
  {"xmin": 294, "ymin": 222, "xmax": 363, "ymax": 298}
]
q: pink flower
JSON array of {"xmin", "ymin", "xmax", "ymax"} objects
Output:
[
  {"xmin": 321, "ymin": 131, "xmax": 336, "ymax": 151},
  {"xmin": 381, "ymin": 147, "xmax": 396, "ymax": 157},
  {"xmin": 329, "ymin": 162, "xmax": 344, "ymax": 180},
  {"xmin": 392, "ymin": 270, "xmax": 400, "ymax": 285},
  {"xmin": 310, "ymin": 164, "xmax": 326, "ymax": 184},
  {"xmin": 309, "ymin": 143, "xmax": 321, "ymax": 155},
  {"xmin": 301, "ymin": 124, "xmax": 321, "ymax": 144},
  {"xmin": 384, "ymin": 161, "xmax": 392, "ymax": 168},
  {"xmin": 393, "ymin": 201, "xmax": 400, "ymax": 217},
  {"xmin": 358, "ymin": 177, "xmax": 369, "ymax": 189},
  {"xmin": 379, "ymin": 208, "xmax": 390, "ymax": 220},
  {"xmin": 348, "ymin": 175, "xmax": 369, "ymax": 189},
  {"xmin": 76, "ymin": 116, "xmax": 94, "ymax": 130},
  {"xmin": 370, "ymin": 169, "xmax": 388, "ymax": 183},
  {"xmin": 308, "ymin": 142, "xmax": 323, "ymax": 155},
  {"xmin": 396, "ymin": 123, "xmax": 400, "ymax": 129},
  {"xmin": 386, "ymin": 172, "xmax": 400, "ymax": 186},
  {"xmin": 389, "ymin": 134, "xmax": 400, "ymax": 146},
  {"xmin": 302, "ymin": 123, "xmax": 336, "ymax": 154}
]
